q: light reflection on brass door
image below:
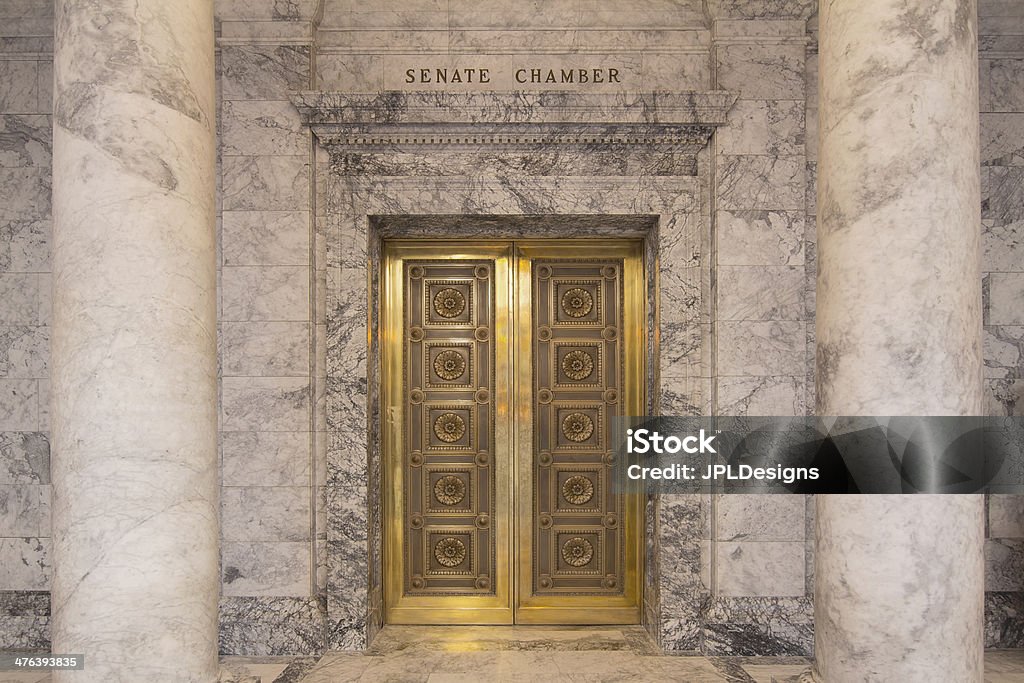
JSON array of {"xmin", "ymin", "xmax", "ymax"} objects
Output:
[{"xmin": 383, "ymin": 240, "xmax": 643, "ymax": 625}]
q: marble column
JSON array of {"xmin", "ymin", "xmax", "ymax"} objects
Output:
[
  {"xmin": 50, "ymin": 1, "xmax": 219, "ymax": 681},
  {"xmin": 814, "ymin": 1, "xmax": 984, "ymax": 682}
]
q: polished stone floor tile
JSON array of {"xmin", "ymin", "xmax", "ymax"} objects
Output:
[
  {"xmin": 740, "ymin": 663, "xmax": 808, "ymax": 683},
  {"xmin": 986, "ymin": 648, "xmax": 1024, "ymax": 674}
]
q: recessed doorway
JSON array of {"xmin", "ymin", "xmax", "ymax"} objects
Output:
[{"xmin": 381, "ymin": 239, "xmax": 645, "ymax": 625}]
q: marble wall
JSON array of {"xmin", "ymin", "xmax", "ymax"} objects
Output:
[
  {"xmin": 0, "ymin": 0, "xmax": 1022, "ymax": 659},
  {"xmin": 0, "ymin": 0, "xmax": 53, "ymax": 652},
  {"xmin": 215, "ymin": 1, "xmax": 325, "ymax": 656},
  {"xmin": 692, "ymin": 13, "xmax": 815, "ymax": 657},
  {"xmin": 980, "ymin": 0, "xmax": 1024, "ymax": 648}
]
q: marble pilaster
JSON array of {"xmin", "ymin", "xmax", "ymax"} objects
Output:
[
  {"xmin": 50, "ymin": 0, "xmax": 219, "ymax": 680},
  {"xmin": 814, "ymin": 1, "xmax": 985, "ymax": 681}
]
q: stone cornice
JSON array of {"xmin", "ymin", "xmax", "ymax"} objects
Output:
[{"xmin": 290, "ymin": 91, "xmax": 737, "ymax": 152}]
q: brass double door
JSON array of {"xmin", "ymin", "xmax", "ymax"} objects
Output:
[{"xmin": 383, "ymin": 239, "xmax": 644, "ymax": 625}]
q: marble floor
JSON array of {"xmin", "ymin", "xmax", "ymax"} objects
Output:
[{"xmin": 2, "ymin": 631, "xmax": 1022, "ymax": 682}]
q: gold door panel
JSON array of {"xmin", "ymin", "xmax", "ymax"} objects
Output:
[
  {"xmin": 383, "ymin": 239, "xmax": 643, "ymax": 625},
  {"xmin": 384, "ymin": 243, "xmax": 514, "ymax": 624},
  {"xmin": 515, "ymin": 242, "xmax": 643, "ymax": 624}
]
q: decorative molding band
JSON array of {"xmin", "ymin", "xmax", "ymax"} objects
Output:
[{"xmin": 290, "ymin": 90, "xmax": 737, "ymax": 153}]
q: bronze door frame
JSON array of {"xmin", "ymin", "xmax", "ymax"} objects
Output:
[{"xmin": 382, "ymin": 239, "xmax": 645, "ymax": 625}]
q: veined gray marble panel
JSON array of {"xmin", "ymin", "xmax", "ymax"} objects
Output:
[
  {"xmin": 985, "ymin": 378, "xmax": 1024, "ymax": 417},
  {"xmin": 221, "ymin": 45, "xmax": 311, "ymax": 101},
  {"xmin": 0, "ymin": 379, "xmax": 37, "ymax": 431},
  {"xmin": 0, "ymin": 590, "xmax": 49, "ymax": 650},
  {"xmin": 0, "ymin": 483, "xmax": 47, "ymax": 536},
  {"xmin": 447, "ymin": 0, "xmax": 586, "ymax": 29},
  {"xmin": 0, "ymin": 219, "xmax": 49, "ymax": 273},
  {"xmin": 323, "ymin": 485, "xmax": 368, "ymax": 614},
  {"xmin": 716, "ymin": 495, "xmax": 805, "ymax": 542},
  {"xmin": 641, "ymin": 53, "xmax": 711, "ymax": 92},
  {"xmin": 222, "ymin": 156, "xmax": 310, "ymax": 212},
  {"xmin": 222, "ymin": 542, "xmax": 311, "ymax": 597},
  {"xmin": 990, "ymin": 495, "xmax": 1024, "ymax": 538},
  {"xmin": 222, "ymin": 322, "xmax": 310, "ymax": 377},
  {"xmin": 982, "ymin": 166, "xmax": 1024, "ymax": 224},
  {"xmin": 717, "ymin": 265, "xmax": 803, "ymax": 321},
  {"xmin": 443, "ymin": 28, "xmax": 704, "ymax": 54},
  {"xmin": 716, "ymin": 155, "xmax": 804, "ymax": 210},
  {"xmin": 0, "ymin": 168, "xmax": 50, "ymax": 222},
  {"xmin": 326, "ymin": 429, "xmax": 367, "ymax": 490},
  {"xmin": 716, "ymin": 321, "xmax": 805, "ymax": 376},
  {"xmin": 716, "ymin": 99, "xmax": 804, "ymax": 156},
  {"xmin": 659, "ymin": 322, "xmax": 708, "ymax": 380},
  {"xmin": 708, "ymin": 0, "xmax": 816, "ymax": 19},
  {"xmin": 659, "ymin": 265, "xmax": 703, "ymax": 325},
  {"xmin": 218, "ymin": 597, "xmax": 325, "ymax": 656},
  {"xmin": 222, "ymin": 486, "xmax": 311, "ymax": 543},
  {"xmin": 35, "ymin": 379, "xmax": 46, "ymax": 432},
  {"xmin": 714, "ymin": 541, "xmax": 805, "ymax": 598},
  {"xmin": 0, "ymin": 432, "xmax": 48, "ymax": 485},
  {"xmin": 989, "ymin": 273, "xmax": 1024, "ymax": 325},
  {"xmin": 0, "ymin": 115, "xmax": 50, "ymax": 167},
  {"xmin": 222, "ymin": 431, "xmax": 310, "ymax": 488},
  {"xmin": 984, "ymin": 219, "xmax": 1024, "ymax": 273},
  {"xmin": 216, "ymin": 0, "xmax": 320, "ymax": 22},
  {"xmin": 986, "ymin": 592, "xmax": 1024, "ymax": 648},
  {"xmin": 221, "ymin": 377, "xmax": 310, "ymax": 432},
  {"xmin": 315, "ymin": 54, "xmax": 384, "ymax": 93},
  {"xmin": 315, "ymin": 27, "xmax": 447, "ymax": 52},
  {"xmin": 326, "ymin": 8, "xmax": 448, "ymax": 30},
  {"xmin": 717, "ymin": 375, "xmax": 806, "ymax": 417},
  {"xmin": 36, "ymin": 61, "xmax": 50, "ymax": 115},
  {"xmin": 660, "ymin": 377, "xmax": 711, "ymax": 416},
  {"xmin": 987, "ymin": 539, "xmax": 1024, "ymax": 591},
  {"xmin": 700, "ymin": 596, "xmax": 813, "ymax": 656},
  {"xmin": 581, "ymin": 2, "xmax": 707, "ymax": 29},
  {"xmin": 221, "ymin": 266, "xmax": 310, "ymax": 322},
  {"xmin": 981, "ymin": 59, "xmax": 1024, "ymax": 113},
  {"xmin": 0, "ymin": 325, "xmax": 47, "ymax": 379},
  {"xmin": 222, "ymin": 100, "xmax": 308, "ymax": 157},
  {"xmin": 982, "ymin": 113, "xmax": 1024, "ymax": 166},
  {"xmin": 222, "ymin": 211, "xmax": 310, "ymax": 267},
  {"xmin": 0, "ymin": 61, "xmax": 37, "ymax": 114},
  {"xmin": 717, "ymin": 210, "xmax": 804, "ymax": 266},
  {"xmin": 804, "ymin": 160, "xmax": 816, "ymax": 217},
  {"xmin": 0, "ymin": 537, "xmax": 48, "ymax": 590},
  {"xmin": 985, "ymin": 326, "xmax": 1024, "ymax": 380},
  {"xmin": 658, "ymin": 494, "xmax": 704, "ymax": 651},
  {"xmin": 328, "ymin": 149, "xmax": 698, "ymax": 178},
  {"xmin": 716, "ymin": 43, "xmax": 805, "ymax": 101},
  {"xmin": 293, "ymin": 91, "xmax": 736, "ymax": 126},
  {"xmin": 35, "ymin": 274, "xmax": 48, "ymax": 326}
]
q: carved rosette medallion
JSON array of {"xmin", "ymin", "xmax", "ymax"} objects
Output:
[
  {"xmin": 561, "ymin": 412, "xmax": 594, "ymax": 442},
  {"xmin": 433, "ymin": 412, "xmax": 467, "ymax": 443},
  {"xmin": 562, "ymin": 475, "xmax": 595, "ymax": 505},
  {"xmin": 560, "ymin": 287, "xmax": 594, "ymax": 318},
  {"xmin": 561, "ymin": 349, "xmax": 595, "ymax": 381},
  {"xmin": 433, "ymin": 349, "xmax": 467, "ymax": 381},
  {"xmin": 433, "ymin": 475, "xmax": 466, "ymax": 506},
  {"xmin": 561, "ymin": 537, "xmax": 594, "ymax": 567},
  {"xmin": 434, "ymin": 537, "xmax": 467, "ymax": 567},
  {"xmin": 433, "ymin": 287, "xmax": 466, "ymax": 319}
]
